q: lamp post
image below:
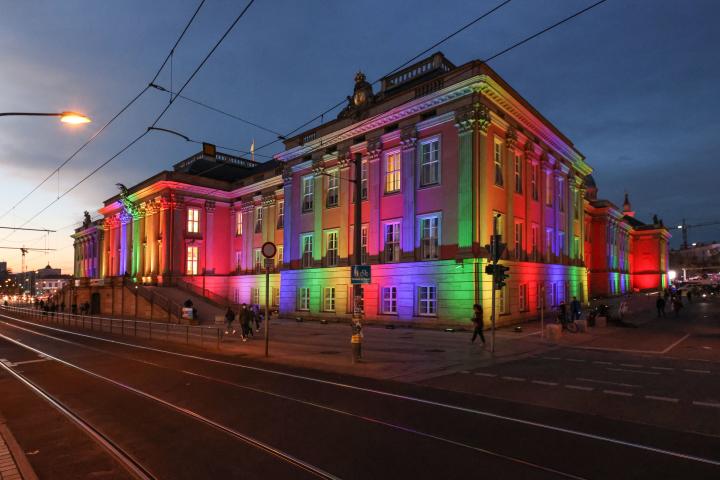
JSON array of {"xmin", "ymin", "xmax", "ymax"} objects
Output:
[{"xmin": 0, "ymin": 111, "xmax": 91, "ymax": 124}]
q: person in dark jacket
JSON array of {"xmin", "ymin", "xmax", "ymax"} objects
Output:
[
  {"xmin": 570, "ymin": 296, "xmax": 581, "ymax": 320},
  {"xmin": 224, "ymin": 307, "xmax": 236, "ymax": 334},
  {"xmin": 471, "ymin": 304, "xmax": 485, "ymax": 345},
  {"xmin": 239, "ymin": 303, "xmax": 252, "ymax": 341},
  {"xmin": 656, "ymin": 296, "xmax": 666, "ymax": 317}
]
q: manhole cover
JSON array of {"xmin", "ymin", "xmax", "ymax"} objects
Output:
[
  {"xmin": 425, "ymin": 349, "xmax": 445, "ymax": 353},
  {"xmin": 319, "ymin": 350, "xmax": 341, "ymax": 355}
]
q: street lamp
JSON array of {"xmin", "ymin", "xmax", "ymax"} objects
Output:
[{"xmin": 0, "ymin": 111, "xmax": 91, "ymax": 124}]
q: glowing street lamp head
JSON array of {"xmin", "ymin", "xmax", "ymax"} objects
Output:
[{"xmin": 59, "ymin": 111, "xmax": 91, "ymax": 124}]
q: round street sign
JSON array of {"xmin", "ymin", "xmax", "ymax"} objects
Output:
[{"xmin": 261, "ymin": 241, "xmax": 277, "ymax": 258}]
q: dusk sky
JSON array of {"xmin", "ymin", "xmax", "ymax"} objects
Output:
[{"xmin": 1, "ymin": 0, "xmax": 718, "ymax": 274}]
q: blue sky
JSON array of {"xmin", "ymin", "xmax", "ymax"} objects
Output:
[{"xmin": 1, "ymin": 0, "xmax": 718, "ymax": 273}]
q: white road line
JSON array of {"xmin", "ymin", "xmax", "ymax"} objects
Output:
[
  {"xmin": 692, "ymin": 401, "xmax": 720, "ymax": 409},
  {"xmin": 459, "ymin": 370, "xmax": 470, "ymax": 374},
  {"xmin": 544, "ymin": 356, "xmax": 562, "ymax": 360},
  {"xmin": 501, "ymin": 376, "xmax": 525, "ymax": 382},
  {"xmin": 661, "ymin": 333, "xmax": 691, "ymax": 354},
  {"xmin": 565, "ymin": 385, "xmax": 593, "ymax": 392},
  {"xmin": 10, "ymin": 358, "xmax": 51, "ymax": 366},
  {"xmin": 607, "ymin": 368, "xmax": 660, "ymax": 376},
  {"xmin": 566, "ymin": 358, "xmax": 585, "ymax": 363},
  {"xmin": 531, "ymin": 380, "xmax": 558, "ymax": 386},
  {"xmin": 619, "ymin": 364, "xmax": 643, "ymax": 368},
  {"xmin": 576, "ymin": 378, "xmax": 639, "ymax": 388},
  {"xmin": 592, "ymin": 361, "xmax": 613, "ymax": 365},
  {"xmin": 650, "ymin": 366, "xmax": 673, "ymax": 371},
  {"xmin": 603, "ymin": 390, "xmax": 634, "ymax": 397},
  {"xmin": 684, "ymin": 369, "xmax": 711, "ymax": 374},
  {"xmin": 4, "ymin": 312, "xmax": 720, "ymax": 468},
  {"xmin": 645, "ymin": 396, "xmax": 679, "ymax": 403},
  {"xmin": 473, "ymin": 372, "xmax": 497, "ymax": 378}
]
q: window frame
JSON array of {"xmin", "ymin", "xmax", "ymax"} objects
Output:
[
  {"xmin": 531, "ymin": 164, "xmax": 538, "ymax": 201},
  {"xmin": 302, "ymin": 175, "xmax": 314, "ymax": 213},
  {"xmin": 514, "ymin": 154, "xmax": 523, "ymax": 194},
  {"xmin": 384, "ymin": 150, "xmax": 402, "ymax": 194},
  {"xmin": 301, "ymin": 233, "xmax": 313, "ymax": 268},
  {"xmin": 493, "ymin": 138, "xmax": 504, "ymax": 187},
  {"xmin": 277, "ymin": 200, "xmax": 284, "ymax": 229},
  {"xmin": 325, "ymin": 230, "xmax": 339, "ymax": 267},
  {"xmin": 514, "ymin": 221, "xmax": 523, "ymax": 261},
  {"xmin": 418, "ymin": 136, "xmax": 441, "ymax": 187},
  {"xmin": 255, "ymin": 206, "xmax": 264, "ymax": 233},
  {"xmin": 417, "ymin": 285, "xmax": 437, "ymax": 317},
  {"xmin": 186, "ymin": 245, "xmax": 198, "ymax": 275},
  {"xmin": 298, "ymin": 287, "xmax": 310, "ymax": 311},
  {"xmin": 326, "ymin": 168, "xmax": 339, "ymax": 208},
  {"xmin": 519, "ymin": 284, "xmax": 528, "ymax": 312},
  {"xmin": 187, "ymin": 207, "xmax": 200, "ymax": 233},
  {"xmin": 382, "ymin": 286, "xmax": 398, "ymax": 315},
  {"xmin": 235, "ymin": 211, "xmax": 243, "ymax": 236},
  {"xmin": 418, "ymin": 213, "xmax": 441, "ymax": 261},
  {"xmin": 382, "ymin": 220, "xmax": 401, "ymax": 263},
  {"xmin": 323, "ymin": 287, "xmax": 336, "ymax": 312}
]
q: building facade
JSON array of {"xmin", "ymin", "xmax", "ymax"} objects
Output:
[{"xmin": 72, "ymin": 53, "xmax": 670, "ymax": 327}]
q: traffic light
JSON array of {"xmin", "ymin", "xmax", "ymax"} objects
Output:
[
  {"xmin": 494, "ymin": 264, "xmax": 510, "ymax": 289},
  {"xmin": 484, "ymin": 264, "xmax": 495, "ymax": 276}
]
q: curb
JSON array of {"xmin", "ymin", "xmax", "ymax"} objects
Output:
[{"xmin": 0, "ymin": 413, "xmax": 38, "ymax": 480}]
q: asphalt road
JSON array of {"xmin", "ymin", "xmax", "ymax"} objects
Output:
[{"xmin": 0, "ymin": 311, "xmax": 718, "ymax": 479}]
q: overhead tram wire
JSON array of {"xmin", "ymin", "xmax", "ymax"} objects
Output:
[
  {"xmin": 13, "ymin": 0, "xmax": 257, "ymax": 231},
  {"xmin": 250, "ymin": 0, "xmax": 514, "ymax": 155},
  {"xmin": 0, "ymin": 1, "xmax": 208, "ymax": 226},
  {"xmin": 258, "ymin": 0, "xmax": 610, "ymax": 162},
  {"xmin": 147, "ymin": 126, "xmax": 273, "ymax": 159}
]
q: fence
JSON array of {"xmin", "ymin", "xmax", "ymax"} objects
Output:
[{"xmin": 1, "ymin": 305, "xmax": 224, "ymax": 349}]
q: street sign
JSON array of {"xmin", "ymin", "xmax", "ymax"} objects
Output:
[
  {"xmin": 351, "ymin": 265, "xmax": 371, "ymax": 284},
  {"xmin": 261, "ymin": 241, "xmax": 276, "ymax": 258},
  {"xmin": 264, "ymin": 258, "xmax": 275, "ymax": 269}
]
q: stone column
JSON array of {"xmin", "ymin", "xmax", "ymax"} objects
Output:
[
  {"xmin": 204, "ymin": 200, "xmax": 216, "ymax": 274},
  {"xmin": 262, "ymin": 195, "xmax": 276, "ymax": 245},
  {"xmin": 400, "ymin": 127, "xmax": 417, "ymax": 260},
  {"xmin": 241, "ymin": 202, "xmax": 255, "ymax": 271},
  {"xmin": 97, "ymin": 229, "xmax": 105, "ymax": 278},
  {"xmin": 337, "ymin": 152, "xmax": 351, "ymax": 264},
  {"xmin": 171, "ymin": 196, "xmax": 186, "ymax": 277},
  {"xmin": 540, "ymin": 159, "xmax": 551, "ymax": 262},
  {"xmin": 505, "ymin": 127, "xmax": 517, "ymax": 258},
  {"xmin": 475, "ymin": 103, "xmax": 491, "ymax": 249},
  {"xmin": 454, "ymin": 106, "xmax": 475, "ymax": 254},
  {"xmin": 159, "ymin": 197, "xmax": 171, "ymax": 276},
  {"xmin": 524, "ymin": 141, "xmax": 536, "ymax": 261},
  {"xmin": 312, "ymin": 157, "xmax": 324, "ymax": 265},
  {"xmin": 568, "ymin": 180, "xmax": 577, "ymax": 261},
  {"xmin": 282, "ymin": 167, "xmax": 293, "ymax": 266},
  {"xmin": 367, "ymin": 145, "xmax": 382, "ymax": 261}
]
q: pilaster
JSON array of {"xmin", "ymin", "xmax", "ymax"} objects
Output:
[{"xmin": 400, "ymin": 126, "xmax": 417, "ymax": 260}]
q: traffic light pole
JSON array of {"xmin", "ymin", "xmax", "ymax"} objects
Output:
[{"xmin": 490, "ymin": 215, "xmax": 498, "ymax": 354}]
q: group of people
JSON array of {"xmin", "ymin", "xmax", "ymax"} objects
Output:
[
  {"xmin": 35, "ymin": 299, "xmax": 91, "ymax": 316},
  {"xmin": 224, "ymin": 303, "xmax": 263, "ymax": 342},
  {"xmin": 656, "ymin": 288, "xmax": 685, "ymax": 317}
]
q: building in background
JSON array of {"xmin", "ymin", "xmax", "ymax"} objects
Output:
[{"xmin": 72, "ymin": 53, "xmax": 670, "ymax": 327}]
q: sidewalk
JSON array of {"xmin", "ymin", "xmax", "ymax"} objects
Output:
[{"xmin": 0, "ymin": 415, "xmax": 37, "ymax": 480}]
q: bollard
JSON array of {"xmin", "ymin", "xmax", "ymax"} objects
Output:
[
  {"xmin": 186, "ymin": 326, "xmax": 189, "ymax": 345},
  {"xmin": 351, "ymin": 319, "xmax": 363, "ymax": 364}
]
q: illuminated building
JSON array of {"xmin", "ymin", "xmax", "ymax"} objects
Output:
[{"xmin": 72, "ymin": 53, "xmax": 669, "ymax": 326}]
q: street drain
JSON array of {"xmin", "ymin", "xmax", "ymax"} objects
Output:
[
  {"xmin": 319, "ymin": 350, "xmax": 341, "ymax": 355},
  {"xmin": 425, "ymin": 349, "xmax": 445, "ymax": 353}
]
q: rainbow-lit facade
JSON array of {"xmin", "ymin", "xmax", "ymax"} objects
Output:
[{"xmin": 72, "ymin": 53, "xmax": 669, "ymax": 327}]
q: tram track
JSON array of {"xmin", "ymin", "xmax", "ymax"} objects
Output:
[{"xmin": 0, "ymin": 310, "xmax": 719, "ymax": 479}]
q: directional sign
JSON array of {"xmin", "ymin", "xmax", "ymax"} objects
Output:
[{"xmin": 351, "ymin": 265, "xmax": 371, "ymax": 284}]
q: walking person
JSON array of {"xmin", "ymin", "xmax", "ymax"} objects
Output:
[
  {"xmin": 673, "ymin": 296, "xmax": 683, "ymax": 317},
  {"xmin": 224, "ymin": 307, "xmax": 236, "ymax": 335},
  {"xmin": 570, "ymin": 296, "xmax": 582, "ymax": 321},
  {"xmin": 239, "ymin": 303, "xmax": 252, "ymax": 341},
  {"xmin": 252, "ymin": 304, "xmax": 262, "ymax": 332},
  {"xmin": 656, "ymin": 296, "xmax": 666, "ymax": 317},
  {"xmin": 619, "ymin": 299, "xmax": 629, "ymax": 320},
  {"xmin": 471, "ymin": 304, "xmax": 485, "ymax": 346}
]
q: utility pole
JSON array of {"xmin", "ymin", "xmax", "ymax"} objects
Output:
[{"xmin": 484, "ymin": 214, "xmax": 508, "ymax": 354}]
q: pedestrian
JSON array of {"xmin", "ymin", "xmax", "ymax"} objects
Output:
[
  {"xmin": 252, "ymin": 304, "xmax": 262, "ymax": 332},
  {"xmin": 471, "ymin": 304, "xmax": 485, "ymax": 345},
  {"xmin": 239, "ymin": 303, "xmax": 252, "ymax": 341},
  {"xmin": 570, "ymin": 296, "xmax": 582, "ymax": 321},
  {"xmin": 687, "ymin": 290, "xmax": 693, "ymax": 303},
  {"xmin": 60, "ymin": 301, "xmax": 66, "ymax": 313},
  {"xmin": 656, "ymin": 296, "xmax": 666, "ymax": 317},
  {"xmin": 619, "ymin": 299, "xmax": 629, "ymax": 320},
  {"xmin": 557, "ymin": 301, "xmax": 568, "ymax": 327},
  {"xmin": 183, "ymin": 298, "xmax": 193, "ymax": 308},
  {"xmin": 673, "ymin": 297, "xmax": 683, "ymax": 317},
  {"xmin": 224, "ymin": 307, "xmax": 236, "ymax": 335},
  {"xmin": 84, "ymin": 301, "xmax": 90, "ymax": 315}
]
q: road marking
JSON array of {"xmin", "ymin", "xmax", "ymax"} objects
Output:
[
  {"xmin": 570, "ymin": 333, "xmax": 691, "ymax": 355},
  {"xmin": 661, "ymin": 333, "xmax": 690, "ymax": 354},
  {"xmin": 566, "ymin": 358, "xmax": 585, "ymax": 363},
  {"xmin": 603, "ymin": 390, "xmax": 633, "ymax": 397},
  {"xmin": 565, "ymin": 385, "xmax": 593, "ymax": 391},
  {"xmin": 692, "ymin": 401, "xmax": 720, "ymax": 409},
  {"xmin": 531, "ymin": 380, "xmax": 558, "ymax": 386},
  {"xmin": 459, "ymin": 370, "xmax": 470, "ymax": 374},
  {"xmin": 592, "ymin": 361, "xmax": 613, "ymax": 365},
  {"xmin": 9, "ymin": 358, "xmax": 51, "ymax": 366},
  {"xmin": 544, "ymin": 356, "xmax": 562, "ymax": 360},
  {"xmin": 501, "ymin": 376, "xmax": 525, "ymax": 382},
  {"xmin": 650, "ymin": 366, "xmax": 673, "ymax": 371},
  {"xmin": 619, "ymin": 363, "xmax": 643, "ymax": 368},
  {"xmin": 473, "ymin": 372, "xmax": 496, "ymax": 378},
  {"xmin": 645, "ymin": 395, "xmax": 679, "ymax": 403},
  {"xmin": 684, "ymin": 369, "xmax": 711, "ymax": 374},
  {"xmin": 4, "ymin": 312, "xmax": 720, "ymax": 468},
  {"xmin": 607, "ymin": 368, "xmax": 659, "ymax": 376},
  {"xmin": 576, "ymin": 377, "xmax": 639, "ymax": 388}
]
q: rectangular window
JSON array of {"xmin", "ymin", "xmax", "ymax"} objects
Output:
[
  {"xmin": 419, "ymin": 139, "xmax": 440, "ymax": 187},
  {"xmin": 254, "ymin": 248, "xmax": 262, "ymax": 271},
  {"xmin": 272, "ymin": 287, "xmax": 280, "ymax": 307},
  {"xmin": 494, "ymin": 140, "xmax": 504, "ymax": 187},
  {"xmin": 418, "ymin": 285, "xmax": 437, "ymax": 316},
  {"xmin": 298, "ymin": 287, "xmax": 310, "ymax": 310},
  {"xmin": 186, "ymin": 246, "xmax": 198, "ymax": 275},
  {"xmin": 514, "ymin": 222, "xmax": 523, "ymax": 261},
  {"xmin": 514, "ymin": 155, "xmax": 522, "ymax": 194},
  {"xmin": 382, "ymin": 286, "xmax": 397, "ymax": 314},
  {"xmin": 385, "ymin": 152, "xmax": 401, "ymax": 193},
  {"xmin": 420, "ymin": 215, "xmax": 439, "ymax": 260},
  {"xmin": 187, "ymin": 208, "xmax": 200, "ymax": 233},
  {"xmin": 361, "ymin": 225, "xmax": 368, "ymax": 265},
  {"xmin": 519, "ymin": 284, "xmax": 528, "ymax": 311},
  {"xmin": 545, "ymin": 172, "xmax": 553, "ymax": 206},
  {"xmin": 531, "ymin": 224, "xmax": 539, "ymax": 262},
  {"xmin": 277, "ymin": 201, "xmax": 284, "ymax": 229},
  {"xmin": 498, "ymin": 285, "xmax": 509, "ymax": 313},
  {"xmin": 302, "ymin": 175, "xmax": 314, "ymax": 212},
  {"xmin": 235, "ymin": 211, "xmax": 243, "ymax": 236},
  {"xmin": 559, "ymin": 231, "xmax": 565, "ymax": 257},
  {"xmin": 255, "ymin": 206, "xmax": 263, "ymax": 233},
  {"xmin": 546, "ymin": 229, "xmax": 553, "ymax": 260},
  {"xmin": 361, "ymin": 160, "xmax": 368, "ymax": 200},
  {"xmin": 531, "ymin": 164, "xmax": 538, "ymax": 201},
  {"xmin": 558, "ymin": 178, "xmax": 565, "ymax": 212},
  {"xmin": 233, "ymin": 287, "xmax": 240, "ymax": 304},
  {"xmin": 277, "ymin": 245, "xmax": 283, "ymax": 267},
  {"xmin": 326, "ymin": 231, "xmax": 338, "ymax": 267},
  {"xmin": 301, "ymin": 234, "xmax": 313, "ymax": 268},
  {"xmin": 251, "ymin": 287, "xmax": 260, "ymax": 306},
  {"xmin": 573, "ymin": 236, "xmax": 580, "ymax": 260},
  {"xmin": 235, "ymin": 250, "xmax": 241, "ymax": 271},
  {"xmin": 384, "ymin": 222, "xmax": 401, "ymax": 263},
  {"xmin": 493, "ymin": 211, "xmax": 505, "ymax": 244},
  {"xmin": 323, "ymin": 287, "xmax": 336, "ymax": 312},
  {"xmin": 326, "ymin": 169, "xmax": 339, "ymax": 208}
]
